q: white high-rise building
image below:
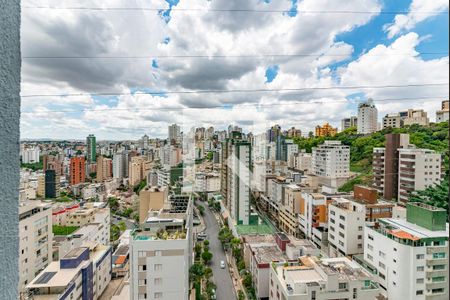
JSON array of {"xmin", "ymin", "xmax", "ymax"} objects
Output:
[
  {"xmin": 130, "ymin": 198, "xmax": 193, "ymax": 300},
  {"xmin": 21, "ymin": 146, "xmax": 40, "ymax": 164},
  {"xmin": 357, "ymin": 99, "xmax": 378, "ymax": 134},
  {"xmin": 19, "ymin": 201, "xmax": 53, "ymax": 292},
  {"xmin": 113, "ymin": 153, "xmax": 126, "ymax": 179},
  {"xmin": 312, "ymin": 141, "xmax": 350, "ymax": 178},
  {"xmin": 364, "ymin": 203, "xmax": 448, "ymax": 300}
]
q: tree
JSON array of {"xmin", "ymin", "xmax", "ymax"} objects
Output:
[
  {"xmin": 410, "ymin": 180, "xmax": 449, "ymax": 216},
  {"xmin": 197, "ymin": 205, "xmax": 205, "ymax": 216},
  {"xmin": 107, "ymin": 197, "xmax": 120, "ymax": 212},
  {"xmin": 194, "ymin": 243, "xmax": 202, "ymax": 259},
  {"xmin": 189, "ymin": 263, "xmax": 205, "ymax": 281},
  {"xmin": 204, "ymin": 267, "xmax": 213, "ymax": 281},
  {"xmin": 203, "ymin": 240, "xmax": 209, "ymax": 246},
  {"xmin": 201, "ymin": 251, "xmax": 213, "ymax": 264},
  {"xmin": 242, "ymin": 273, "xmax": 253, "ymax": 288},
  {"xmin": 117, "ymin": 221, "xmax": 127, "ymax": 232}
]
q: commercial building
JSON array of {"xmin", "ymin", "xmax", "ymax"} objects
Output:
[
  {"xmin": 372, "ymin": 133, "xmax": 410, "ymax": 200},
  {"xmin": 311, "ymin": 141, "xmax": 350, "ymax": 187},
  {"xmin": 341, "ymin": 116, "xmax": 357, "ymax": 131},
  {"xmin": 19, "ymin": 201, "xmax": 53, "ymax": 292},
  {"xmin": 382, "ymin": 113, "xmax": 402, "ymax": 129},
  {"xmin": 357, "ymin": 99, "xmax": 378, "ymax": 134},
  {"xmin": 86, "ymin": 134, "xmax": 97, "ymax": 163},
  {"xmin": 364, "ymin": 203, "xmax": 448, "ymax": 300},
  {"xmin": 221, "ymin": 131, "xmax": 252, "ymax": 225},
  {"xmin": 315, "ymin": 123, "xmax": 337, "ymax": 137},
  {"xmin": 289, "ymin": 151, "xmax": 312, "ymax": 173},
  {"xmin": 269, "ymin": 256, "xmax": 380, "ymax": 300},
  {"xmin": 26, "ymin": 244, "xmax": 112, "ymax": 300},
  {"xmin": 130, "ymin": 197, "xmax": 193, "ymax": 300},
  {"xmin": 70, "ymin": 156, "xmax": 85, "ymax": 185},
  {"xmin": 436, "ymin": 100, "xmax": 449, "ymax": 122},
  {"xmin": 397, "ymin": 147, "xmax": 443, "ymax": 203},
  {"xmin": 402, "ymin": 109, "xmax": 429, "ymax": 126},
  {"xmin": 286, "ymin": 127, "xmax": 302, "ymax": 138}
]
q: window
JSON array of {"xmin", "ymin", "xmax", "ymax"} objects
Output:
[
  {"xmin": 379, "ymin": 272, "xmax": 385, "ymax": 280},
  {"xmin": 330, "ymin": 211, "xmax": 335, "ymax": 215},
  {"xmin": 138, "ymin": 293, "xmax": 147, "ymax": 299},
  {"xmin": 154, "ymin": 293, "xmax": 163, "ymax": 299},
  {"xmin": 416, "ymin": 290, "xmax": 423, "ymax": 295},
  {"xmin": 416, "ymin": 254, "xmax": 425, "ymax": 259},
  {"xmin": 339, "ymin": 215, "xmax": 345, "ymax": 221},
  {"xmin": 138, "ymin": 279, "xmax": 147, "ymax": 285},
  {"xmin": 330, "ymin": 218, "xmax": 335, "ymax": 224},
  {"xmin": 154, "ymin": 278, "xmax": 162, "ymax": 285},
  {"xmin": 367, "ymin": 244, "xmax": 373, "ymax": 250},
  {"xmin": 138, "ymin": 251, "xmax": 146, "ymax": 257},
  {"xmin": 339, "ymin": 223, "xmax": 345, "ymax": 230},
  {"xmin": 432, "ymin": 288, "xmax": 444, "ymax": 294},
  {"xmin": 138, "ymin": 265, "xmax": 147, "ymax": 272},
  {"xmin": 416, "ymin": 278, "xmax": 424, "ymax": 284},
  {"xmin": 154, "ymin": 264, "xmax": 162, "ymax": 271},
  {"xmin": 339, "ymin": 232, "xmax": 345, "ymax": 238},
  {"xmin": 358, "ymin": 226, "xmax": 363, "ymax": 231},
  {"xmin": 433, "ymin": 253, "xmax": 446, "ymax": 259},
  {"xmin": 339, "ymin": 283, "xmax": 347, "ymax": 290},
  {"xmin": 357, "ymin": 235, "xmax": 362, "ymax": 240},
  {"xmin": 432, "ymin": 276, "xmax": 445, "ymax": 282},
  {"xmin": 417, "ymin": 266, "xmax": 424, "ymax": 272},
  {"xmin": 378, "ymin": 262, "xmax": 385, "ymax": 269},
  {"xmin": 379, "ymin": 251, "xmax": 385, "ymax": 258},
  {"xmin": 433, "ymin": 265, "xmax": 445, "ymax": 271},
  {"xmin": 367, "ymin": 254, "xmax": 373, "ymax": 261},
  {"xmin": 155, "ymin": 250, "xmax": 162, "ymax": 256},
  {"xmin": 368, "ymin": 234, "xmax": 374, "ymax": 241}
]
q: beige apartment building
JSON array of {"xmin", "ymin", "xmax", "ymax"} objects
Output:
[
  {"xmin": 139, "ymin": 186, "xmax": 168, "ymax": 224},
  {"xmin": 19, "ymin": 201, "xmax": 53, "ymax": 292}
]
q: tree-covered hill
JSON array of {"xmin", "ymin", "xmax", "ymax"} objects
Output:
[{"xmin": 293, "ymin": 121, "xmax": 449, "ymax": 195}]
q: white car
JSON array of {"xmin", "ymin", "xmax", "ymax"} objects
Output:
[{"xmin": 220, "ymin": 260, "xmax": 226, "ymax": 269}]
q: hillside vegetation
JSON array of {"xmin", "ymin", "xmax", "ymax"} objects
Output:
[{"xmin": 293, "ymin": 121, "xmax": 449, "ymax": 195}]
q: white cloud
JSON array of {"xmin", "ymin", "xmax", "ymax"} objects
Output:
[{"xmin": 384, "ymin": 0, "xmax": 448, "ymax": 38}]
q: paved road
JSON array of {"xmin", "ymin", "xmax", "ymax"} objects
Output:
[
  {"xmin": 111, "ymin": 215, "xmax": 135, "ymax": 229},
  {"xmin": 203, "ymin": 206, "xmax": 236, "ymax": 300}
]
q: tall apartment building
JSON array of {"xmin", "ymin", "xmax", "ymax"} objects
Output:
[
  {"xmin": 21, "ymin": 146, "xmax": 40, "ymax": 163},
  {"xmin": 436, "ymin": 100, "xmax": 449, "ymax": 122},
  {"xmin": 19, "ymin": 201, "xmax": 53, "ymax": 292},
  {"xmin": 298, "ymin": 192, "xmax": 330, "ymax": 247},
  {"xmin": 372, "ymin": 133, "xmax": 410, "ymax": 200},
  {"xmin": 278, "ymin": 184, "xmax": 302, "ymax": 237},
  {"xmin": 315, "ymin": 122, "xmax": 337, "ymax": 137},
  {"xmin": 26, "ymin": 244, "xmax": 112, "ymax": 300},
  {"xmin": 168, "ymin": 123, "xmax": 181, "ymax": 144},
  {"xmin": 130, "ymin": 198, "xmax": 193, "ymax": 300},
  {"xmin": 96, "ymin": 155, "xmax": 112, "ymax": 182},
  {"xmin": 357, "ymin": 99, "xmax": 378, "ymax": 134},
  {"xmin": 44, "ymin": 169, "xmax": 58, "ymax": 198},
  {"xmin": 129, "ymin": 156, "xmax": 145, "ymax": 186},
  {"xmin": 269, "ymin": 256, "xmax": 380, "ymax": 300},
  {"xmin": 382, "ymin": 113, "xmax": 402, "ymax": 129},
  {"xmin": 221, "ymin": 131, "xmax": 252, "ymax": 225},
  {"xmin": 311, "ymin": 141, "xmax": 349, "ymax": 187},
  {"xmin": 70, "ymin": 156, "xmax": 85, "ymax": 185},
  {"xmin": 86, "ymin": 134, "xmax": 97, "ymax": 163},
  {"xmin": 364, "ymin": 203, "xmax": 448, "ymax": 300},
  {"xmin": 113, "ymin": 152, "xmax": 126, "ymax": 179},
  {"xmin": 37, "ymin": 174, "xmax": 45, "ymax": 197},
  {"xmin": 398, "ymin": 148, "xmax": 442, "ymax": 203},
  {"xmin": 341, "ymin": 116, "xmax": 357, "ymax": 131},
  {"xmin": 402, "ymin": 109, "xmax": 429, "ymax": 126}
]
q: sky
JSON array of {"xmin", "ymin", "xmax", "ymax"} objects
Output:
[{"xmin": 20, "ymin": 0, "xmax": 449, "ymax": 140}]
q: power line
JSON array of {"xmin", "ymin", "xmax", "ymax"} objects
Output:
[
  {"xmin": 22, "ymin": 6, "xmax": 450, "ymax": 15},
  {"xmin": 20, "ymin": 82, "xmax": 449, "ymax": 98},
  {"xmin": 21, "ymin": 52, "xmax": 449, "ymax": 60},
  {"xmin": 20, "ymin": 95, "xmax": 446, "ymax": 114}
]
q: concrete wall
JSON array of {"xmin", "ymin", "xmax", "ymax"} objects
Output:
[{"xmin": 0, "ymin": 0, "xmax": 20, "ymax": 298}]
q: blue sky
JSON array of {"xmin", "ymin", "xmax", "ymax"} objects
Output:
[{"xmin": 20, "ymin": 0, "xmax": 449, "ymax": 139}]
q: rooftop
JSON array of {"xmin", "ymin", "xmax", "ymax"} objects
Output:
[{"xmin": 379, "ymin": 218, "xmax": 449, "ymax": 239}]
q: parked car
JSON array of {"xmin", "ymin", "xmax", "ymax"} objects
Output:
[{"xmin": 220, "ymin": 260, "xmax": 226, "ymax": 269}]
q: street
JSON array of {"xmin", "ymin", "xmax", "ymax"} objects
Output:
[
  {"xmin": 202, "ymin": 205, "xmax": 236, "ymax": 300},
  {"xmin": 111, "ymin": 215, "xmax": 135, "ymax": 229}
]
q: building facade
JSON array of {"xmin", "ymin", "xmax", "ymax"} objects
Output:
[
  {"xmin": 315, "ymin": 123, "xmax": 337, "ymax": 137},
  {"xmin": 70, "ymin": 156, "xmax": 86, "ymax": 186},
  {"xmin": 357, "ymin": 100, "xmax": 378, "ymax": 134}
]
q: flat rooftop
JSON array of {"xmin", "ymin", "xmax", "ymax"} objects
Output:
[
  {"xmin": 252, "ymin": 245, "xmax": 286, "ymax": 264},
  {"xmin": 318, "ymin": 257, "xmax": 372, "ymax": 281},
  {"xmin": 381, "ymin": 218, "xmax": 449, "ymax": 239}
]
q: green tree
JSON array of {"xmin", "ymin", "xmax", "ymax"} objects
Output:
[
  {"xmin": 242, "ymin": 273, "xmax": 253, "ymax": 288},
  {"xmin": 410, "ymin": 180, "xmax": 449, "ymax": 216},
  {"xmin": 117, "ymin": 221, "xmax": 127, "ymax": 232},
  {"xmin": 201, "ymin": 251, "xmax": 213, "ymax": 264}
]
